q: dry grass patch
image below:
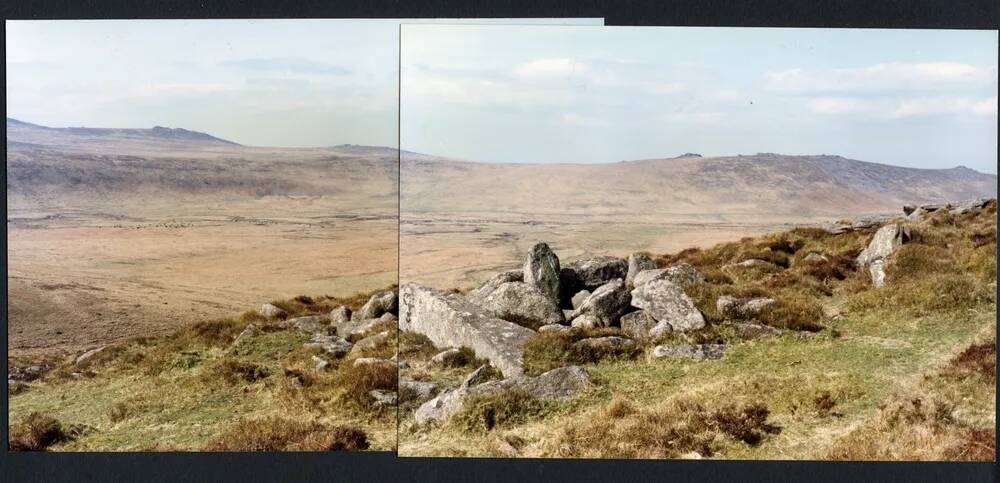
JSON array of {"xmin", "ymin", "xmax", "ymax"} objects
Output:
[
  {"xmin": 205, "ymin": 417, "xmax": 369, "ymax": 451},
  {"xmin": 8, "ymin": 412, "xmax": 70, "ymax": 451},
  {"xmin": 452, "ymin": 389, "xmax": 554, "ymax": 433},
  {"xmin": 522, "ymin": 328, "xmax": 640, "ymax": 376}
]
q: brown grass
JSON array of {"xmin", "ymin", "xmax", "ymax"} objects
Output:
[
  {"xmin": 451, "ymin": 389, "xmax": 553, "ymax": 433},
  {"xmin": 334, "ymin": 360, "xmax": 397, "ymax": 409},
  {"xmin": 556, "ymin": 398, "xmax": 779, "ymax": 459},
  {"xmin": 8, "ymin": 412, "xmax": 69, "ymax": 451},
  {"xmin": 205, "ymin": 417, "xmax": 369, "ymax": 451},
  {"xmin": 210, "ymin": 359, "xmax": 271, "ymax": 385},
  {"xmin": 522, "ymin": 328, "xmax": 640, "ymax": 376},
  {"xmin": 943, "ymin": 338, "xmax": 996, "ymax": 383}
]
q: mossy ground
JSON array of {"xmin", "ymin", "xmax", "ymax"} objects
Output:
[
  {"xmin": 399, "ymin": 204, "xmax": 996, "ymax": 460},
  {"xmin": 8, "ymin": 288, "xmax": 397, "ymax": 451}
]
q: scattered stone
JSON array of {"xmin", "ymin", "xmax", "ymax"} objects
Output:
[
  {"xmin": 802, "ymin": 252, "xmax": 829, "ymax": 264},
  {"xmin": 523, "ymin": 242, "xmax": 562, "ymax": 303},
  {"xmin": 570, "ymin": 290, "xmax": 591, "ymax": 309},
  {"xmin": 351, "ymin": 331, "xmax": 391, "ymax": 354},
  {"xmin": 357, "ymin": 290, "xmax": 398, "ymax": 320},
  {"xmin": 414, "ymin": 366, "xmax": 590, "ymax": 424},
  {"xmin": 311, "ymin": 355, "xmax": 329, "ymax": 371},
  {"xmin": 856, "ymin": 223, "xmax": 910, "ymax": 288},
  {"xmin": 282, "ymin": 315, "xmax": 330, "ymax": 334},
  {"xmin": 731, "ymin": 322, "xmax": 783, "ymax": 338},
  {"xmin": 630, "ymin": 279, "xmax": 705, "ymax": 331},
  {"xmin": 461, "ymin": 364, "xmax": 492, "ymax": 388},
  {"xmin": 572, "ymin": 336, "xmax": 635, "ymax": 352},
  {"xmin": 620, "ymin": 310, "xmax": 672, "ymax": 339},
  {"xmin": 539, "ymin": 324, "xmax": 572, "ymax": 334},
  {"xmin": 431, "ymin": 348, "xmax": 463, "ymax": 366},
  {"xmin": 716, "ymin": 295, "xmax": 776, "ymax": 319},
  {"xmin": 475, "ymin": 281, "xmax": 565, "ymax": 328},
  {"xmin": 569, "ymin": 279, "xmax": 630, "ymax": 327},
  {"xmin": 229, "ymin": 324, "xmax": 259, "ymax": 349},
  {"xmin": 329, "ymin": 305, "xmax": 351, "ymax": 326},
  {"xmin": 400, "ymin": 283, "xmax": 535, "ymax": 377},
  {"xmin": 305, "ymin": 335, "xmax": 352, "ymax": 358},
  {"xmin": 570, "ymin": 314, "xmax": 601, "ymax": 329},
  {"xmin": 948, "ymin": 198, "xmax": 990, "ymax": 216},
  {"xmin": 75, "ymin": 346, "xmax": 107, "ymax": 365},
  {"xmin": 564, "ymin": 256, "xmax": 628, "ymax": 291},
  {"xmin": 400, "ymin": 379, "xmax": 440, "ymax": 400},
  {"xmin": 468, "ymin": 269, "xmax": 524, "ymax": 301},
  {"xmin": 632, "ymin": 263, "xmax": 704, "ymax": 289},
  {"xmin": 353, "ymin": 357, "xmax": 394, "ymax": 367},
  {"xmin": 626, "ymin": 252, "xmax": 657, "ymax": 287},
  {"xmin": 652, "ymin": 344, "xmax": 725, "ymax": 360},
  {"xmin": 259, "ymin": 303, "xmax": 287, "ymax": 319},
  {"xmin": 725, "ymin": 258, "xmax": 773, "ymax": 269},
  {"xmin": 336, "ymin": 316, "xmax": 381, "ymax": 340},
  {"xmin": 370, "ymin": 389, "xmax": 397, "ymax": 408}
]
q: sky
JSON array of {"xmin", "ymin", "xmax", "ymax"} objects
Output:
[
  {"xmin": 401, "ymin": 26, "xmax": 999, "ymax": 173},
  {"xmin": 5, "ymin": 18, "xmax": 601, "ymax": 148}
]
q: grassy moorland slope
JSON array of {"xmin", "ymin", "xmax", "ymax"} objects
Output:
[
  {"xmin": 399, "ymin": 202, "xmax": 996, "ymax": 460},
  {"xmin": 8, "ymin": 288, "xmax": 397, "ymax": 451}
]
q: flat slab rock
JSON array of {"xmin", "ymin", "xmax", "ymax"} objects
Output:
[
  {"xmin": 414, "ymin": 365, "xmax": 591, "ymax": 424},
  {"xmin": 630, "ymin": 279, "xmax": 706, "ymax": 331},
  {"xmin": 400, "ymin": 283, "xmax": 535, "ymax": 377},
  {"xmin": 473, "ymin": 281, "xmax": 565, "ymax": 328},
  {"xmin": 652, "ymin": 344, "xmax": 726, "ymax": 360}
]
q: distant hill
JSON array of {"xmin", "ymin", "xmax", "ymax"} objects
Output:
[{"xmin": 401, "ymin": 151, "xmax": 997, "ymax": 218}]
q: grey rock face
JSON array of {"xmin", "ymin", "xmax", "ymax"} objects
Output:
[
  {"xmin": 948, "ymin": 198, "xmax": 990, "ymax": 215},
  {"xmin": 370, "ymin": 389, "xmax": 397, "ymax": 408},
  {"xmin": 626, "ymin": 252, "xmax": 658, "ymax": 287},
  {"xmin": 329, "ymin": 305, "xmax": 352, "ymax": 326},
  {"xmin": 632, "ymin": 263, "xmax": 704, "ymax": 289},
  {"xmin": 414, "ymin": 365, "xmax": 590, "ymax": 424},
  {"xmin": 305, "ymin": 335, "xmax": 352, "ymax": 358},
  {"xmin": 350, "ymin": 330, "xmax": 391, "ymax": 354},
  {"xmin": 357, "ymin": 290, "xmax": 398, "ymax": 320},
  {"xmin": 630, "ymin": 279, "xmax": 705, "ymax": 331},
  {"xmin": 856, "ymin": 223, "xmax": 910, "ymax": 288},
  {"xmin": 564, "ymin": 256, "xmax": 628, "ymax": 291},
  {"xmin": 539, "ymin": 324, "xmax": 572, "ymax": 333},
  {"xmin": 337, "ymin": 313, "xmax": 393, "ymax": 340},
  {"xmin": 570, "ymin": 314, "xmax": 601, "ymax": 329},
  {"xmin": 475, "ymin": 281, "xmax": 565, "ymax": 329},
  {"xmin": 523, "ymin": 242, "xmax": 562, "ymax": 303},
  {"xmin": 282, "ymin": 315, "xmax": 330, "ymax": 334},
  {"xmin": 620, "ymin": 310, "xmax": 672, "ymax": 339},
  {"xmin": 716, "ymin": 295, "xmax": 776, "ymax": 319},
  {"xmin": 461, "ymin": 364, "xmax": 493, "ymax": 388},
  {"xmin": 468, "ymin": 269, "xmax": 524, "ymax": 302},
  {"xmin": 802, "ymin": 253, "xmax": 829, "ymax": 264},
  {"xmin": 570, "ymin": 279, "xmax": 631, "ymax": 327},
  {"xmin": 400, "ymin": 379, "xmax": 440, "ymax": 401},
  {"xmin": 259, "ymin": 303, "xmax": 287, "ymax": 319},
  {"xmin": 652, "ymin": 344, "xmax": 725, "ymax": 360},
  {"xmin": 571, "ymin": 290, "xmax": 592, "ymax": 309},
  {"xmin": 400, "ymin": 283, "xmax": 535, "ymax": 377},
  {"xmin": 430, "ymin": 348, "xmax": 463, "ymax": 365}
]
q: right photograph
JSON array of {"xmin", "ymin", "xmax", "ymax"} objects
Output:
[{"xmin": 398, "ymin": 26, "xmax": 998, "ymax": 460}]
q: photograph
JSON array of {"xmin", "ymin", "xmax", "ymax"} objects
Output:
[
  {"xmin": 397, "ymin": 25, "xmax": 998, "ymax": 460},
  {"xmin": 4, "ymin": 17, "xmax": 604, "ymax": 453}
]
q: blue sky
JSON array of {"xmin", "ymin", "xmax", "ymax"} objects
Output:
[
  {"xmin": 401, "ymin": 26, "xmax": 999, "ymax": 173},
  {"xmin": 5, "ymin": 18, "xmax": 600, "ymax": 148}
]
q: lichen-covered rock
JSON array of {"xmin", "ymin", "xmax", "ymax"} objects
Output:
[
  {"xmin": 523, "ymin": 242, "xmax": 561, "ymax": 303},
  {"xmin": 414, "ymin": 366, "xmax": 590, "ymax": 424},
  {"xmin": 475, "ymin": 281, "xmax": 564, "ymax": 329},
  {"xmin": 539, "ymin": 323, "xmax": 572, "ymax": 333},
  {"xmin": 281, "ymin": 315, "xmax": 331, "ymax": 334},
  {"xmin": 370, "ymin": 389, "xmax": 397, "ymax": 408},
  {"xmin": 620, "ymin": 310, "xmax": 672, "ymax": 339},
  {"xmin": 652, "ymin": 344, "xmax": 725, "ymax": 360},
  {"xmin": 400, "ymin": 379, "xmax": 440, "ymax": 401},
  {"xmin": 856, "ymin": 223, "xmax": 910, "ymax": 288},
  {"xmin": 630, "ymin": 279, "xmax": 705, "ymax": 331},
  {"xmin": 430, "ymin": 348, "xmax": 463, "ymax": 366},
  {"xmin": 400, "ymin": 283, "xmax": 535, "ymax": 377},
  {"xmin": 570, "ymin": 314, "xmax": 601, "ymax": 329},
  {"xmin": 626, "ymin": 252, "xmax": 657, "ymax": 287},
  {"xmin": 564, "ymin": 256, "xmax": 628, "ymax": 290},
  {"xmin": 570, "ymin": 290, "xmax": 591, "ymax": 309},
  {"xmin": 716, "ymin": 295, "xmax": 775, "ymax": 319},
  {"xmin": 461, "ymin": 364, "xmax": 493, "ymax": 388},
  {"xmin": 569, "ymin": 279, "xmax": 630, "ymax": 327},
  {"xmin": 632, "ymin": 263, "xmax": 704, "ymax": 289},
  {"xmin": 259, "ymin": 303, "xmax": 287, "ymax": 319},
  {"xmin": 305, "ymin": 335, "xmax": 352, "ymax": 358},
  {"xmin": 329, "ymin": 305, "xmax": 351, "ymax": 326},
  {"xmin": 357, "ymin": 290, "xmax": 398, "ymax": 319},
  {"xmin": 350, "ymin": 330, "xmax": 391, "ymax": 354},
  {"xmin": 468, "ymin": 269, "xmax": 524, "ymax": 301}
]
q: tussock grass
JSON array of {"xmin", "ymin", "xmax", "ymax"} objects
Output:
[
  {"xmin": 452, "ymin": 390, "xmax": 554, "ymax": 433},
  {"xmin": 205, "ymin": 417, "xmax": 369, "ymax": 451},
  {"xmin": 522, "ymin": 328, "xmax": 640, "ymax": 376},
  {"xmin": 8, "ymin": 412, "xmax": 70, "ymax": 451}
]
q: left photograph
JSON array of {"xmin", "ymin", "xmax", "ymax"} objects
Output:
[{"xmin": 6, "ymin": 19, "xmax": 402, "ymax": 451}]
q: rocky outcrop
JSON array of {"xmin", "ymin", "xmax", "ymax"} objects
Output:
[
  {"xmin": 620, "ymin": 310, "xmax": 672, "ymax": 339},
  {"xmin": 626, "ymin": 252, "xmax": 657, "ymax": 287},
  {"xmin": 631, "ymin": 263, "xmax": 704, "ymax": 289},
  {"xmin": 400, "ymin": 283, "xmax": 535, "ymax": 377},
  {"xmin": 400, "ymin": 379, "xmax": 440, "ymax": 401},
  {"xmin": 856, "ymin": 223, "xmax": 910, "ymax": 288},
  {"xmin": 570, "ymin": 290, "xmax": 591, "ymax": 309},
  {"xmin": 281, "ymin": 315, "xmax": 330, "ymax": 334},
  {"xmin": 569, "ymin": 279, "xmax": 630, "ymax": 327},
  {"xmin": 329, "ymin": 306, "xmax": 351, "ymax": 326},
  {"xmin": 630, "ymin": 279, "xmax": 705, "ymax": 332},
  {"xmin": 716, "ymin": 295, "xmax": 775, "ymax": 319},
  {"xmin": 523, "ymin": 242, "xmax": 562, "ymax": 304},
  {"xmin": 414, "ymin": 365, "xmax": 590, "ymax": 424},
  {"xmin": 563, "ymin": 256, "xmax": 628, "ymax": 291},
  {"xmin": 468, "ymin": 269, "xmax": 524, "ymax": 301},
  {"xmin": 357, "ymin": 290, "xmax": 398, "ymax": 320},
  {"xmin": 474, "ymin": 281, "xmax": 565, "ymax": 329}
]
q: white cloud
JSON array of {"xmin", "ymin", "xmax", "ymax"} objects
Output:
[
  {"xmin": 513, "ymin": 58, "xmax": 589, "ymax": 80},
  {"xmin": 645, "ymin": 82, "xmax": 687, "ymax": 95},
  {"xmin": 806, "ymin": 95, "xmax": 998, "ymax": 119},
  {"xmin": 766, "ymin": 62, "xmax": 996, "ymax": 94},
  {"xmin": 560, "ymin": 113, "xmax": 609, "ymax": 127},
  {"xmin": 972, "ymin": 96, "xmax": 998, "ymax": 116}
]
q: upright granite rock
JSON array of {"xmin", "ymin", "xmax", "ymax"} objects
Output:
[
  {"xmin": 523, "ymin": 242, "xmax": 561, "ymax": 304},
  {"xmin": 400, "ymin": 283, "xmax": 535, "ymax": 377},
  {"xmin": 357, "ymin": 290, "xmax": 398, "ymax": 320},
  {"xmin": 414, "ymin": 365, "xmax": 590, "ymax": 424},
  {"xmin": 569, "ymin": 279, "xmax": 631, "ymax": 327},
  {"xmin": 630, "ymin": 279, "xmax": 705, "ymax": 331},
  {"xmin": 564, "ymin": 256, "xmax": 628, "ymax": 291},
  {"xmin": 475, "ymin": 281, "xmax": 564, "ymax": 329},
  {"xmin": 626, "ymin": 252, "xmax": 658, "ymax": 287},
  {"xmin": 856, "ymin": 223, "xmax": 910, "ymax": 288},
  {"xmin": 632, "ymin": 263, "xmax": 704, "ymax": 289}
]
